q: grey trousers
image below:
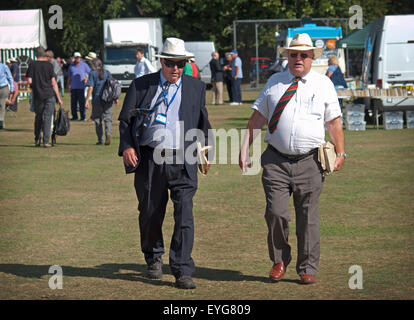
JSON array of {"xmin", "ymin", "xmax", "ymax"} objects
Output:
[
  {"xmin": 261, "ymin": 146, "xmax": 324, "ymax": 276},
  {"xmin": 0, "ymin": 85, "xmax": 10, "ymax": 122},
  {"xmin": 34, "ymin": 96, "xmax": 55, "ymax": 144},
  {"xmin": 91, "ymin": 102, "xmax": 112, "ymax": 143}
]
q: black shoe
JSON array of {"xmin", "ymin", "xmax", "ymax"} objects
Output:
[
  {"xmin": 175, "ymin": 276, "xmax": 196, "ymax": 289},
  {"xmin": 147, "ymin": 260, "xmax": 163, "ymax": 279},
  {"xmin": 35, "ymin": 138, "xmax": 41, "ymax": 147},
  {"xmin": 70, "ymin": 118, "xmax": 78, "ymax": 121}
]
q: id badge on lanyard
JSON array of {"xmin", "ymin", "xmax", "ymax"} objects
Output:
[{"xmin": 154, "ymin": 79, "xmax": 181, "ymax": 125}]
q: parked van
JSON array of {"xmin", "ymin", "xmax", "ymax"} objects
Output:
[
  {"xmin": 362, "ymin": 15, "xmax": 414, "ymax": 111},
  {"xmin": 184, "ymin": 41, "xmax": 216, "ymax": 84}
]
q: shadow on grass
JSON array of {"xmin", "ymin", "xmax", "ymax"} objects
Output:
[{"xmin": 0, "ymin": 263, "xmax": 298, "ymax": 285}]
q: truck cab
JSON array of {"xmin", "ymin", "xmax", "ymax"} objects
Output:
[{"xmin": 103, "ymin": 18, "xmax": 162, "ymax": 89}]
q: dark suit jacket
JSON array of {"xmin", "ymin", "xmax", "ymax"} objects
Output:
[
  {"xmin": 209, "ymin": 58, "xmax": 224, "ymax": 82},
  {"xmin": 118, "ymin": 71, "xmax": 213, "ymax": 181}
]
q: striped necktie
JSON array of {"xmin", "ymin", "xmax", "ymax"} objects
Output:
[
  {"xmin": 268, "ymin": 77, "xmax": 301, "ymax": 133},
  {"xmin": 154, "ymin": 81, "xmax": 171, "ymax": 108}
]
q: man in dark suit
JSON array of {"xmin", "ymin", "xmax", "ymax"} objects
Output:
[
  {"xmin": 118, "ymin": 38, "xmax": 213, "ymax": 289},
  {"xmin": 209, "ymin": 51, "xmax": 224, "ymax": 105}
]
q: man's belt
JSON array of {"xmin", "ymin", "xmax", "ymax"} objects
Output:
[{"xmin": 268, "ymin": 144, "xmax": 318, "ymax": 162}]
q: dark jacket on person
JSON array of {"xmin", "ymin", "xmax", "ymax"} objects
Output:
[
  {"xmin": 209, "ymin": 58, "xmax": 224, "ymax": 82},
  {"xmin": 118, "ymin": 71, "xmax": 213, "ymax": 181}
]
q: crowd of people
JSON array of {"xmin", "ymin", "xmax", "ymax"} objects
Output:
[{"xmin": 208, "ymin": 50, "xmax": 244, "ymax": 106}]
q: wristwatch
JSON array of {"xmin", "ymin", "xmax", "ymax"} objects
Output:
[{"xmin": 337, "ymin": 153, "xmax": 347, "ymax": 158}]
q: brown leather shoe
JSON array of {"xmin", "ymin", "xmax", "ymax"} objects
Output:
[
  {"xmin": 269, "ymin": 257, "xmax": 291, "ymax": 282},
  {"xmin": 299, "ymin": 274, "xmax": 316, "ymax": 285},
  {"xmin": 105, "ymin": 134, "xmax": 111, "ymax": 145}
]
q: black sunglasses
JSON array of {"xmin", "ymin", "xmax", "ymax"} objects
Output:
[
  {"xmin": 289, "ymin": 52, "xmax": 311, "ymax": 59},
  {"xmin": 163, "ymin": 59, "xmax": 187, "ymax": 68}
]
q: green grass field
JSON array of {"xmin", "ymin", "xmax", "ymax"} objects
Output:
[{"xmin": 0, "ymin": 88, "xmax": 413, "ymax": 300}]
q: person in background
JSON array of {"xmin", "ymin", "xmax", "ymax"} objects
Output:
[
  {"xmin": 223, "ymin": 52, "xmax": 233, "ymax": 103},
  {"xmin": 209, "ymin": 51, "xmax": 224, "ymax": 105},
  {"xmin": 326, "ymin": 55, "xmax": 347, "ymax": 108},
  {"xmin": 9, "ymin": 57, "xmax": 20, "ymax": 82},
  {"xmin": 67, "ymin": 52, "xmax": 91, "ymax": 121},
  {"xmin": 46, "ymin": 50, "xmax": 63, "ymax": 97},
  {"xmin": 85, "ymin": 59, "xmax": 116, "ymax": 146},
  {"xmin": 326, "ymin": 55, "xmax": 347, "ymax": 89},
  {"xmin": 230, "ymin": 49, "xmax": 243, "ymax": 105},
  {"xmin": 6, "ymin": 78, "xmax": 19, "ymax": 113},
  {"xmin": 183, "ymin": 53, "xmax": 200, "ymax": 79},
  {"xmin": 56, "ymin": 57, "xmax": 65, "ymax": 97},
  {"xmin": 239, "ymin": 33, "xmax": 345, "ymax": 285},
  {"xmin": 134, "ymin": 47, "xmax": 156, "ymax": 78},
  {"xmin": 26, "ymin": 46, "xmax": 63, "ymax": 147},
  {"xmin": 0, "ymin": 62, "xmax": 14, "ymax": 129}
]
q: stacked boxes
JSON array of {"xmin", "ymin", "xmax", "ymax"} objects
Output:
[
  {"xmin": 344, "ymin": 104, "xmax": 366, "ymax": 131},
  {"xmin": 406, "ymin": 111, "xmax": 414, "ymax": 129},
  {"xmin": 383, "ymin": 111, "xmax": 404, "ymax": 130}
]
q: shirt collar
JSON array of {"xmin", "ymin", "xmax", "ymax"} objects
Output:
[{"xmin": 287, "ymin": 69, "xmax": 311, "ymax": 83}]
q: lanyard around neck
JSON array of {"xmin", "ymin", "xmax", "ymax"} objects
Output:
[{"xmin": 160, "ymin": 79, "xmax": 182, "ymax": 111}]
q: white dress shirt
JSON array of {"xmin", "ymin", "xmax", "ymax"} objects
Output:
[
  {"xmin": 134, "ymin": 57, "xmax": 156, "ymax": 78},
  {"xmin": 252, "ymin": 69, "xmax": 341, "ymax": 155}
]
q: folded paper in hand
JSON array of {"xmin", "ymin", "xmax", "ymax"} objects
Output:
[
  {"xmin": 196, "ymin": 142, "xmax": 212, "ymax": 175},
  {"xmin": 318, "ymin": 141, "xmax": 336, "ymax": 175}
]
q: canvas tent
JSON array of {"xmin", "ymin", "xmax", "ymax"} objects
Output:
[
  {"xmin": 0, "ymin": 9, "xmax": 47, "ymax": 97},
  {"xmin": 338, "ymin": 23, "xmax": 371, "ymax": 49}
]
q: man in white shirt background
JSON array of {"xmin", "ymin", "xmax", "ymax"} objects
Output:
[
  {"xmin": 239, "ymin": 33, "xmax": 345, "ymax": 285},
  {"xmin": 134, "ymin": 47, "xmax": 156, "ymax": 78}
]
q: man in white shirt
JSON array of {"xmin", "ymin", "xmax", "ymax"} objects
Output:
[
  {"xmin": 239, "ymin": 33, "xmax": 346, "ymax": 285},
  {"xmin": 134, "ymin": 47, "xmax": 156, "ymax": 78}
]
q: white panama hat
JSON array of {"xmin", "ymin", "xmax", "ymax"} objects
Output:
[
  {"xmin": 278, "ymin": 33, "xmax": 324, "ymax": 59},
  {"xmin": 155, "ymin": 38, "xmax": 194, "ymax": 60},
  {"xmin": 86, "ymin": 52, "xmax": 97, "ymax": 60}
]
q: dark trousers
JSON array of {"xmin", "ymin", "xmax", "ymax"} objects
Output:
[
  {"xmin": 70, "ymin": 89, "xmax": 86, "ymax": 120},
  {"xmin": 225, "ymin": 77, "xmax": 233, "ymax": 102},
  {"xmin": 231, "ymin": 78, "xmax": 242, "ymax": 103},
  {"xmin": 34, "ymin": 96, "xmax": 55, "ymax": 144},
  {"xmin": 134, "ymin": 147, "xmax": 198, "ymax": 279}
]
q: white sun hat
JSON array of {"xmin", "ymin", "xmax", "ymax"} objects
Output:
[
  {"xmin": 155, "ymin": 38, "xmax": 195, "ymax": 60},
  {"xmin": 278, "ymin": 33, "xmax": 324, "ymax": 59}
]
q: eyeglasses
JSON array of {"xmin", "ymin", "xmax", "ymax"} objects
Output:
[
  {"xmin": 163, "ymin": 59, "xmax": 187, "ymax": 69},
  {"xmin": 289, "ymin": 52, "xmax": 312, "ymax": 59}
]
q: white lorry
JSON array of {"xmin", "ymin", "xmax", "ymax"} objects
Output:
[
  {"xmin": 362, "ymin": 15, "xmax": 414, "ymax": 112},
  {"xmin": 103, "ymin": 18, "xmax": 163, "ymax": 88}
]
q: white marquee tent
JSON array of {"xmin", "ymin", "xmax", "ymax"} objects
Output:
[{"xmin": 0, "ymin": 9, "xmax": 47, "ymax": 96}]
